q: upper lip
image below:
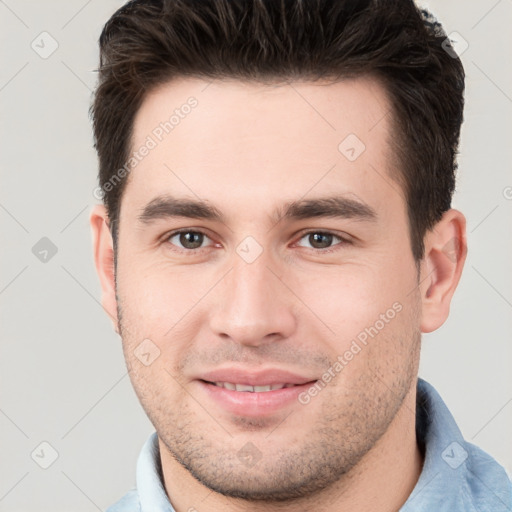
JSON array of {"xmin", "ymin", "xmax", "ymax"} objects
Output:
[{"xmin": 197, "ymin": 368, "xmax": 317, "ymax": 386}]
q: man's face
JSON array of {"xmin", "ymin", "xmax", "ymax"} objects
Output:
[{"xmin": 113, "ymin": 77, "xmax": 423, "ymax": 499}]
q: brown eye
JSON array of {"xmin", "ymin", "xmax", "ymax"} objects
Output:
[
  {"xmin": 308, "ymin": 233, "xmax": 334, "ymax": 249},
  {"xmin": 296, "ymin": 231, "xmax": 349, "ymax": 251},
  {"xmin": 167, "ymin": 231, "xmax": 209, "ymax": 250}
]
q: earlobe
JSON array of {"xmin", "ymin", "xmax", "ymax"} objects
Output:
[
  {"xmin": 419, "ymin": 209, "xmax": 467, "ymax": 333},
  {"xmin": 90, "ymin": 204, "xmax": 120, "ymax": 333}
]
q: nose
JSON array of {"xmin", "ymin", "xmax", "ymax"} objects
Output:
[{"xmin": 209, "ymin": 250, "xmax": 297, "ymax": 347}]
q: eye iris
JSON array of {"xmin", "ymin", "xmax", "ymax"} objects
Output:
[
  {"xmin": 180, "ymin": 232, "xmax": 203, "ymax": 249},
  {"xmin": 310, "ymin": 233, "xmax": 333, "ymax": 249}
]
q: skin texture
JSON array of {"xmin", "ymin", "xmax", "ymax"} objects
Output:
[{"xmin": 91, "ymin": 76, "xmax": 467, "ymax": 511}]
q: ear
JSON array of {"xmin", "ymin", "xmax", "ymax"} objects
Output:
[
  {"xmin": 419, "ymin": 209, "xmax": 467, "ymax": 333},
  {"xmin": 90, "ymin": 204, "xmax": 120, "ymax": 334}
]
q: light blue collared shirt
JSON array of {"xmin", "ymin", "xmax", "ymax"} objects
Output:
[{"xmin": 107, "ymin": 378, "xmax": 512, "ymax": 511}]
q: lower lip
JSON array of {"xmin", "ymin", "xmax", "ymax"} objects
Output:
[{"xmin": 196, "ymin": 380, "xmax": 316, "ymax": 417}]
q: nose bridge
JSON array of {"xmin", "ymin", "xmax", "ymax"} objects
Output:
[{"xmin": 209, "ymin": 246, "xmax": 296, "ymax": 345}]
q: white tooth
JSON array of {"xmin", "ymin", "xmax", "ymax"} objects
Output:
[
  {"xmin": 254, "ymin": 385, "xmax": 272, "ymax": 392},
  {"xmin": 235, "ymin": 384, "xmax": 255, "ymax": 392},
  {"xmin": 224, "ymin": 382, "xmax": 236, "ymax": 390},
  {"xmin": 214, "ymin": 382, "xmax": 224, "ymax": 387},
  {"xmin": 270, "ymin": 384, "xmax": 286, "ymax": 390}
]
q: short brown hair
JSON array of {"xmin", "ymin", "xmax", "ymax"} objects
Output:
[{"xmin": 90, "ymin": 0, "xmax": 465, "ymax": 261}]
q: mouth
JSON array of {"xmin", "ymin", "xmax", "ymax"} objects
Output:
[
  {"xmin": 194, "ymin": 370, "xmax": 318, "ymax": 417},
  {"xmin": 204, "ymin": 381, "xmax": 300, "ymax": 392}
]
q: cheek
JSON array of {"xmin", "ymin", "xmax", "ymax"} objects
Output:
[
  {"xmin": 294, "ymin": 260, "xmax": 414, "ymax": 346},
  {"xmin": 116, "ymin": 266, "xmax": 195, "ymax": 398},
  {"xmin": 115, "ymin": 257, "xmax": 215, "ymax": 373},
  {"xmin": 117, "ymin": 259, "xmax": 197, "ymax": 327}
]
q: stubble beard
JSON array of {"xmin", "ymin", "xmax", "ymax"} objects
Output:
[{"xmin": 116, "ymin": 292, "xmax": 421, "ymax": 504}]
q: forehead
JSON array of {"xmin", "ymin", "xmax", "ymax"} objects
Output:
[{"xmin": 123, "ymin": 76, "xmax": 402, "ymax": 222}]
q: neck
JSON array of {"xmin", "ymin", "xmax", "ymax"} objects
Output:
[{"xmin": 159, "ymin": 382, "xmax": 423, "ymax": 512}]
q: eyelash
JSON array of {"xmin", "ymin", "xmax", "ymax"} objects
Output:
[{"xmin": 163, "ymin": 229, "xmax": 352, "ymax": 254}]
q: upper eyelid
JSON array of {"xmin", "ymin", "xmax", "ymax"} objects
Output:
[{"xmin": 295, "ymin": 231, "xmax": 347, "ymax": 243}]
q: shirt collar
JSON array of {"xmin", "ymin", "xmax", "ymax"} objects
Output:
[
  {"xmin": 136, "ymin": 431, "xmax": 175, "ymax": 511},
  {"xmin": 401, "ymin": 378, "xmax": 511, "ymax": 511}
]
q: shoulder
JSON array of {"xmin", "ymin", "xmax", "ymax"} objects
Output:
[
  {"xmin": 463, "ymin": 441, "xmax": 512, "ymax": 512},
  {"xmin": 404, "ymin": 379, "xmax": 512, "ymax": 511},
  {"xmin": 106, "ymin": 488, "xmax": 141, "ymax": 512}
]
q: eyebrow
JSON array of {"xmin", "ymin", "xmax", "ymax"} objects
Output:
[
  {"xmin": 274, "ymin": 196, "xmax": 377, "ymax": 224},
  {"xmin": 138, "ymin": 196, "xmax": 224, "ymax": 224},
  {"xmin": 137, "ymin": 194, "xmax": 378, "ymax": 225}
]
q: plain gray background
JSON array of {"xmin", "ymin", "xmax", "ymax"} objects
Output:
[{"xmin": 1, "ymin": 0, "xmax": 511, "ymax": 510}]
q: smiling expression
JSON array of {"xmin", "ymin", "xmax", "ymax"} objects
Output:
[{"xmin": 105, "ymin": 76, "xmax": 426, "ymax": 500}]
